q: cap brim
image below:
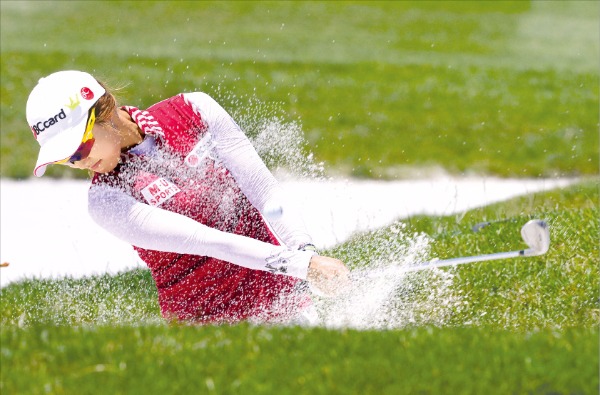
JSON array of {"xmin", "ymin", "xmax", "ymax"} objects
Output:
[{"xmin": 33, "ymin": 114, "xmax": 88, "ymax": 177}]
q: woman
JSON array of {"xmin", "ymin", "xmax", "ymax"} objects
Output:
[{"xmin": 26, "ymin": 70, "xmax": 349, "ymax": 324}]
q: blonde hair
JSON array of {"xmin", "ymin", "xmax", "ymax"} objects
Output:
[{"xmin": 93, "ymin": 80, "xmax": 118, "ymax": 125}]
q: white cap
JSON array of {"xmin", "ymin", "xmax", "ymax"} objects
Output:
[{"xmin": 26, "ymin": 70, "xmax": 105, "ymax": 177}]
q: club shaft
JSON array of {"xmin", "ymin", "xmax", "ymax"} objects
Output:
[
  {"xmin": 353, "ymin": 220, "xmax": 549, "ymax": 281},
  {"xmin": 402, "ymin": 250, "xmax": 524, "ymax": 272},
  {"xmin": 356, "ymin": 249, "xmax": 526, "ymax": 280}
]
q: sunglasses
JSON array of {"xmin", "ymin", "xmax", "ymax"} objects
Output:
[{"xmin": 56, "ymin": 108, "xmax": 96, "ymax": 165}]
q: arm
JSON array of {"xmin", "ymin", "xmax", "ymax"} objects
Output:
[
  {"xmin": 182, "ymin": 92, "xmax": 311, "ymax": 249},
  {"xmin": 88, "ymin": 184, "xmax": 314, "ymax": 280},
  {"xmin": 182, "ymin": 93, "xmax": 350, "ymax": 295}
]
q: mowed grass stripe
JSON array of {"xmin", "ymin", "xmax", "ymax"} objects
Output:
[
  {"xmin": 1, "ymin": 1, "xmax": 597, "ymax": 178},
  {"xmin": 1, "ymin": 51, "xmax": 597, "ymax": 178}
]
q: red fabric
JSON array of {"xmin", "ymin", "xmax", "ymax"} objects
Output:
[{"xmin": 92, "ymin": 95, "xmax": 308, "ymax": 323}]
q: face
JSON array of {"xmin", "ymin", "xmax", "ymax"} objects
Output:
[{"xmin": 67, "ymin": 122, "xmax": 122, "ymax": 173}]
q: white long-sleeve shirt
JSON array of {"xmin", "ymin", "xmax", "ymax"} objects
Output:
[{"xmin": 88, "ymin": 92, "xmax": 315, "ymax": 280}]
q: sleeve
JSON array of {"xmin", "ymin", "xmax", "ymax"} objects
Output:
[
  {"xmin": 88, "ymin": 184, "xmax": 315, "ymax": 280},
  {"xmin": 182, "ymin": 92, "xmax": 314, "ymax": 249}
]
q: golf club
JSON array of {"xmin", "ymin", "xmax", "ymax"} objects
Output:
[{"xmin": 352, "ymin": 219, "xmax": 550, "ymax": 280}]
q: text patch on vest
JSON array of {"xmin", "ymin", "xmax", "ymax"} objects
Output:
[
  {"xmin": 141, "ymin": 177, "xmax": 181, "ymax": 207},
  {"xmin": 184, "ymin": 132, "xmax": 216, "ymax": 168}
]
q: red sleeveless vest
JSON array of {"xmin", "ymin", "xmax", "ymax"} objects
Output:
[{"xmin": 92, "ymin": 95, "xmax": 308, "ymax": 323}]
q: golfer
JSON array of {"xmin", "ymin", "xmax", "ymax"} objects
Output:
[{"xmin": 26, "ymin": 70, "xmax": 349, "ymax": 324}]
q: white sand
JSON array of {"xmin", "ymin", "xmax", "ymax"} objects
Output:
[{"xmin": 0, "ymin": 176, "xmax": 574, "ymax": 287}]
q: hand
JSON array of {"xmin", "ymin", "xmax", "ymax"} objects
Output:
[{"xmin": 306, "ymin": 255, "xmax": 351, "ymax": 297}]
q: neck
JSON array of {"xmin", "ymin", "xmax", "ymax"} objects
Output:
[{"xmin": 114, "ymin": 108, "xmax": 145, "ymax": 151}]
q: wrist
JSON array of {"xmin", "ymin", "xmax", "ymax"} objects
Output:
[
  {"xmin": 264, "ymin": 248, "xmax": 314, "ymax": 280},
  {"xmin": 299, "ymin": 243, "xmax": 318, "ymax": 253}
]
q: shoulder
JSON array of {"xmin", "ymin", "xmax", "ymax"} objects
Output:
[
  {"xmin": 180, "ymin": 92, "xmax": 217, "ymax": 105},
  {"xmin": 181, "ymin": 92, "xmax": 230, "ymax": 122},
  {"xmin": 144, "ymin": 93, "xmax": 215, "ymax": 111}
]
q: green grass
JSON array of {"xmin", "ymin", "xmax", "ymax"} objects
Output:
[
  {"xmin": 1, "ymin": 1, "xmax": 599, "ymax": 394},
  {"xmin": 1, "ymin": 325, "xmax": 596, "ymax": 395},
  {"xmin": 1, "ymin": 1, "xmax": 598, "ymax": 178}
]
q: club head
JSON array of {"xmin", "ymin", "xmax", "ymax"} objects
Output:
[{"xmin": 520, "ymin": 219, "xmax": 550, "ymax": 256}]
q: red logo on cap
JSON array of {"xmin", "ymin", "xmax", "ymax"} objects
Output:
[{"xmin": 80, "ymin": 87, "xmax": 94, "ymax": 100}]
